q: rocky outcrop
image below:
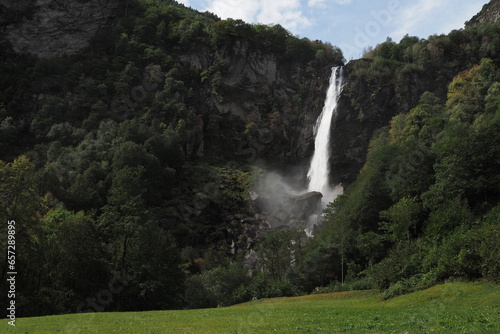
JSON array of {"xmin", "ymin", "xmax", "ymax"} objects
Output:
[
  {"xmin": 1, "ymin": 0, "xmax": 121, "ymax": 58},
  {"xmin": 228, "ymin": 190, "xmax": 324, "ymax": 269},
  {"xmin": 329, "ymin": 59, "xmax": 452, "ymax": 186},
  {"xmin": 0, "ymin": 0, "xmax": 338, "ymax": 183},
  {"xmin": 467, "ymin": 0, "xmax": 500, "ymax": 27},
  {"xmin": 179, "ymin": 40, "xmax": 337, "ymax": 168}
]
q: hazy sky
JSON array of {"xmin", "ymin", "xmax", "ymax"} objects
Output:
[{"xmin": 176, "ymin": 0, "xmax": 489, "ymax": 60}]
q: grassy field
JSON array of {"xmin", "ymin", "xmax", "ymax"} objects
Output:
[{"xmin": 7, "ymin": 282, "xmax": 500, "ymax": 333}]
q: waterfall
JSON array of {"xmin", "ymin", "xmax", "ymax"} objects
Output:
[{"xmin": 307, "ymin": 66, "xmax": 344, "ymax": 204}]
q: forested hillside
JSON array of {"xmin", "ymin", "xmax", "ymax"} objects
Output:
[
  {"xmin": 0, "ymin": 0, "xmax": 342, "ymax": 316},
  {"xmin": 0, "ymin": 0, "xmax": 499, "ymax": 317},
  {"xmin": 315, "ymin": 17, "xmax": 500, "ymax": 296}
]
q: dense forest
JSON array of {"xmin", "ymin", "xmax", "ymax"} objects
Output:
[{"xmin": 0, "ymin": 0, "xmax": 499, "ymax": 317}]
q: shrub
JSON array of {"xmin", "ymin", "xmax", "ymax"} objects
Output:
[
  {"xmin": 383, "ymin": 275, "xmax": 421, "ymax": 300},
  {"xmin": 369, "ymin": 241, "xmax": 424, "ymax": 289},
  {"xmin": 349, "ymin": 275, "xmax": 375, "ymax": 291},
  {"xmin": 184, "ymin": 263, "xmax": 248, "ymax": 308},
  {"xmin": 476, "ymin": 206, "xmax": 500, "ymax": 282},
  {"xmin": 383, "ymin": 281, "xmax": 406, "ymax": 300}
]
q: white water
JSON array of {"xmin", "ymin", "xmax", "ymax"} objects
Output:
[{"xmin": 307, "ymin": 66, "xmax": 344, "ymax": 204}]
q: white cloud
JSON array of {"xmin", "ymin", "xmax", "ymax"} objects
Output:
[
  {"xmin": 308, "ymin": 0, "xmax": 326, "ymax": 7},
  {"xmin": 176, "ymin": 0, "xmax": 191, "ymax": 6},
  {"xmin": 258, "ymin": 0, "xmax": 311, "ymax": 30},
  {"xmin": 203, "ymin": 0, "xmax": 311, "ymax": 32},
  {"xmin": 308, "ymin": 0, "xmax": 352, "ymax": 7},
  {"xmin": 391, "ymin": 0, "xmax": 450, "ymax": 39},
  {"xmin": 438, "ymin": 1, "xmax": 487, "ymax": 33},
  {"xmin": 205, "ymin": 0, "xmax": 260, "ymax": 22}
]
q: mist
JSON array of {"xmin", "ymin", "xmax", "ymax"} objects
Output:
[{"xmin": 250, "ymin": 67, "xmax": 345, "ymax": 235}]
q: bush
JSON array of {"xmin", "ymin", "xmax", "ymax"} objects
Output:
[
  {"xmin": 421, "ymin": 225, "xmax": 483, "ymax": 284},
  {"xmin": 383, "ymin": 281, "xmax": 406, "ymax": 300},
  {"xmin": 231, "ymin": 284, "xmax": 252, "ymax": 305},
  {"xmin": 184, "ymin": 275, "xmax": 212, "ymax": 309},
  {"xmin": 418, "ymin": 268, "xmax": 442, "ymax": 289},
  {"xmin": 383, "ymin": 275, "xmax": 421, "ymax": 300},
  {"xmin": 245, "ymin": 272, "xmax": 298, "ymax": 299},
  {"xmin": 369, "ymin": 241, "xmax": 424, "ymax": 289},
  {"xmin": 184, "ymin": 263, "xmax": 248, "ymax": 308},
  {"xmin": 476, "ymin": 206, "xmax": 500, "ymax": 282},
  {"xmin": 349, "ymin": 275, "xmax": 375, "ymax": 291}
]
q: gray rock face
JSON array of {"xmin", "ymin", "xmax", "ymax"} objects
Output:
[
  {"xmin": 2, "ymin": 0, "xmax": 120, "ymax": 58},
  {"xmin": 178, "ymin": 40, "xmax": 334, "ymax": 166},
  {"xmin": 1, "ymin": 0, "xmax": 335, "ymax": 173},
  {"xmin": 224, "ymin": 42, "xmax": 278, "ymax": 91},
  {"xmin": 330, "ymin": 59, "xmax": 450, "ymax": 186},
  {"xmin": 467, "ymin": 0, "xmax": 500, "ymax": 27},
  {"xmin": 290, "ymin": 191, "xmax": 323, "ymax": 218},
  {"xmin": 234, "ymin": 190, "xmax": 324, "ymax": 270}
]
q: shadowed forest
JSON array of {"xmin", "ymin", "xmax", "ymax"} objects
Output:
[{"xmin": 0, "ymin": 0, "xmax": 499, "ymax": 317}]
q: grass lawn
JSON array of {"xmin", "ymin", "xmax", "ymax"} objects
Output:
[{"xmin": 7, "ymin": 282, "xmax": 500, "ymax": 333}]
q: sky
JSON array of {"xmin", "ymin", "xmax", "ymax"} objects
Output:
[{"xmin": 176, "ymin": 0, "xmax": 490, "ymax": 60}]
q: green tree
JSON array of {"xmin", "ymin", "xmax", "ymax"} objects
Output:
[
  {"xmin": 185, "ymin": 262, "xmax": 247, "ymax": 308},
  {"xmin": 446, "ymin": 58, "xmax": 495, "ymax": 122},
  {"xmin": 99, "ymin": 165, "xmax": 185, "ymax": 310},
  {"xmin": 99, "ymin": 166, "xmax": 147, "ymax": 272},
  {"xmin": 380, "ymin": 197, "xmax": 421, "ymax": 243},
  {"xmin": 475, "ymin": 206, "xmax": 500, "ymax": 282},
  {"xmin": 0, "ymin": 117, "xmax": 18, "ymax": 154},
  {"xmin": 389, "ymin": 97, "xmax": 445, "ymax": 145},
  {"xmin": 257, "ymin": 229, "xmax": 305, "ymax": 282},
  {"xmin": 424, "ymin": 198, "xmax": 474, "ymax": 239},
  {"xmin": 37, "ymin": 208, "xmax": 110, "ymax": 314},
  {"xmin": 0, "ymin": 156, "xmax": 45, "ymax": 316},
  {"xmin": 111, "ymin": 141, "xmax": 164, "ymax": 204},
  {"xmin": 131, "ymin": 224, "xmax": 185, "ymax": 310},
  {"xmin": 485, "ymin": 82, "xmax": 500, "ymax": 112},
  {"xmin": 285, "ymin": 37, "xmax": 315, "ymax": 62},
  {"xmin": 329, "ymin": 211, "xmax": 356, "ymax": 284}
]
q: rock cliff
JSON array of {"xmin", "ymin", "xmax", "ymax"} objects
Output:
[
  {"xmin": 0, "ymin": 0, "xmax": 121, "ymax": 58},
  {"xmin": 0, "ymin": 1, "xmax": 338, "ymax": 176},
  {"xmin": 178, "ymin": 39, "xmax": 338, "ymax": 172},
  {"xmin": 329, "ymin": 59, "xmax": 453, "ymax": 186},
  {"xmin": 467, "ymin": 0, "xmax": 500, "ymax": 27}
]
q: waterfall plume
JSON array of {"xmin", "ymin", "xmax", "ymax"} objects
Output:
[{"xmin": 307, "ymin": 66, "xmax": 344, "ymax": 204}]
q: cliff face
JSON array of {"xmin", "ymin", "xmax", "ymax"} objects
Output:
[
  {"xmin": 467, "ymin": 0, "xmax": 500, "ymax": 27},
  {"xmin": 0, "ymin": 0, "xmax": 121, "ymax": 58},
  {"xmin": 179, "ymin": 40, "xmax": 333, "ymax": 170},
  {"xmin": 3, "ymin": 0, "xmax": 494, "ymax": 194},
  {"xmin": 0, "ymin": 0, "xmax": 338, "ymax": 182},
  {"xmin": 330, "ymin": 60, "xmax": 453, "ymax": 186}
]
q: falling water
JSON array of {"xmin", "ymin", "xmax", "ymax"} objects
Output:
[{"xmin": 307, "ymin": 66, "xmax": 344, "ymax": 204}]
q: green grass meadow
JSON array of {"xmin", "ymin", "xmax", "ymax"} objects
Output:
[{"xmin": 7, "ymin": 282, "xmax": 500, "ymax": 333}]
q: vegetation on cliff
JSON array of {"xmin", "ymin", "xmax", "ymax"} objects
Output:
[
  {"xmin": 0, "ymin": 0, "xmax": 499, "ymax": 317},
  {"xmin": 317, "ymin": 58, "xmax": 500, "ymax": 295},
  {"xmin": 0, "ymin": 0, "xmax": 342, "ymax": 316}
]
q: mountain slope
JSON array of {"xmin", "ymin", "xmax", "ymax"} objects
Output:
[
  {"xmin": 0, "ymin": 0, "xmax": 342, "ymax": 316},
  {"xmin": 467, "ymin": 0, "xmax": 500, "ymax": 27},
  {"xmin": 0, "ymin": 0, "xmax": 499, "ymax": 318}
]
